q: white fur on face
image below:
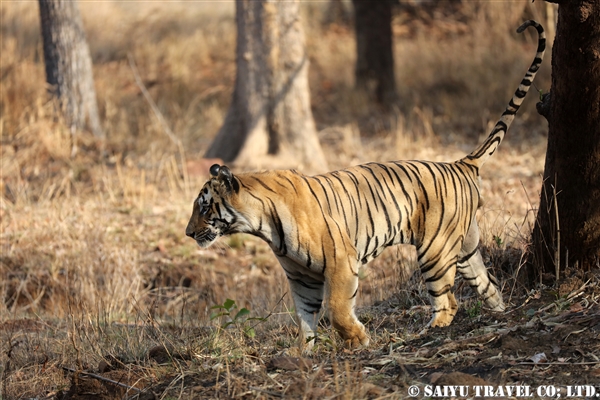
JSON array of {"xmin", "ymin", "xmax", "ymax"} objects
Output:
[{"xmin": 197, "ymin": 187, "xmax": 213, "ymax": 211}]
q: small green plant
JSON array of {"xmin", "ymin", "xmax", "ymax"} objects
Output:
[
  {"xmin": 467, "ymin": 301, "xmax": 482, "ymax": 318},
  {"xmin": 493, "ymin": 235, "xmax": 504, "ymax": 247},
  {"xmin": 309, "ymin": 331, "xmax": 336, "ymax": 353},
  {"xmin": 210, "ymin": 298, "xmax": 266, "ymax": 338}
]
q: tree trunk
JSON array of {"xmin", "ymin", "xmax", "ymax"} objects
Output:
[
  {"xmin": 529, "ymin": 0, "xmax": 600, "ymax": 284},
  {"xmin": 323, "ymin": 0, "xmax": 350, "ymax": 27},
  {"xmin": 38, "ymin": 0, "xmax": 103, "ymax": 138},
  {"xmin": 205, "ymin": 0, "xmax": 328, "ymax": 173},
  {"xmin": 352, "ymin": 0, "xmax": 397, "ymax": 106}
]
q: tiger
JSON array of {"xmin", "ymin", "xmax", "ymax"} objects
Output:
[{"xmin": 186, "ymin": 20, "xmax": 545, "ymax": 348}]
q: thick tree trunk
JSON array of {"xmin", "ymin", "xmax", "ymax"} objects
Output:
[
  {"xmin": 38, "ymin": 0, "xmax": 103, "ymax": 138},
  {"xmin": 529, "ymin": 0, "xmax": 600, "ymax": 283},
  {"xmin": 352, "ymin": 0, "xmax": 397, "ymax": 106},
  {"xmin": 206, "ymin": 0, "xmax": 328, "ymax": 173}
]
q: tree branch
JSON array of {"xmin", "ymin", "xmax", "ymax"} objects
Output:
[{"xmin": 536, "ymin": 91, "xmax": 552, "ymax": 122}]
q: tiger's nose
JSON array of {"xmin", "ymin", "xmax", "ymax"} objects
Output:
[{"xmin": 185, "ymin": 228, "xmax": 195, "ymax": 238}]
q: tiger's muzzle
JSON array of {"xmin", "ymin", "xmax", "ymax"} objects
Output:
[{"xmin": 186, "ymin": 227, "xmax": 218, "ymax": 248}]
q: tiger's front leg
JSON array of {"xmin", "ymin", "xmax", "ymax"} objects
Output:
[
  {"xmin": 325, "ymin": 259, "xmax": 370, "ymax": 347},
  {"xmin": 277, "ymin": 256, "xmax": 325, "ymax": 350},
  {"xmin": 286, "ymin": 275, "xmax": 324, "ymax": 349}
]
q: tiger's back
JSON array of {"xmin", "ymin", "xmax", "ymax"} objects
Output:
[{"xmin": 231, "ymin": 159, "xmax": 479, "ymax": 269}]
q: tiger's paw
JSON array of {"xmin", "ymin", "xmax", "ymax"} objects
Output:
[
  {"xmin": 484, "ymin": 297, "xmax": 506, "ymax": 312},
  {"xmin": 335, "ymin": 321, "xmax": 370, "ymax": 348},
  {"xmin": 344, "ymin": 333, "xmax": 370, "ymax": 348},
  {"xmin": 428, "ymin": 311, "xmax": 456, "ymax": 328}
]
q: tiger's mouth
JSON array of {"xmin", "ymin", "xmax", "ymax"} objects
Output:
[{"xmin": 188, "ymin": 228, "xmax": 219, "ymax": 248}]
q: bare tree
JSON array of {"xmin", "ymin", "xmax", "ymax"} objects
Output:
[
  {"xmin": 352, "ymin": 0, "xmax": 397, "ymax": 106},
  {"xmin": 529, "ymin": 0, "xmax": 600, "ymax": 283},
  {"xmin": 38, "ymin": 0, "xmax": 103, "ymax": 138},
  {"xmin": 206, "ymin": 0, "xmax": 328, "ymax": 173}
]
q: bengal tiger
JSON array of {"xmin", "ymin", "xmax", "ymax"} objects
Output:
[{"xmin": 186, "ymin": 21, "xmax": 545, "ymax": 348}]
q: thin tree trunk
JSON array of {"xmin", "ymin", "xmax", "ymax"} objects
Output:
[
  {"xmin": 206, "ymin": 0, "xmax": 327, "ymax": 173},
  {"xmin": 323, "ymin": 0, "xmax": 350, "ymax": 27},
  {"xmin": 352, "ymin": 0, "xmax": 397, "ymax": 106},
  {"xmin": 38, "ymin": 0, "xmax": 103, "ymax": 138},
  {"xmin": 528, "ymin": 0, "xmax": 600, "ymax": 284}
]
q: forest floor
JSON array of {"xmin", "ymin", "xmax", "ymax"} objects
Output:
[
  {"xmin": 2, "ymin": 1, "xmax": 599, "ymax": 399},
  {"xmin": 2, "ymin": 270, "xmax": 599, "ymax": 399}
]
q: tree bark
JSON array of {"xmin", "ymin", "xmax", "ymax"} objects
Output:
[
  {"xmin": 529, "ymin": 1, "xmax": 600, "ymax": 283},
  {"xmin": 205, "ymin": 0, "xmax": 328, "ymax": 173},
  {"xmin": 352, "ymin": 0, "xmax": 397, "ymax": 106},
  {"xmin": 38, "ymin": 0, "xmax": 103, "ymax": 138}
]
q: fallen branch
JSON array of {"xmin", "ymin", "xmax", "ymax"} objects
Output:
[{"xmin": 62, "ymin": 366, "xmax": 142, "ymax": 393}]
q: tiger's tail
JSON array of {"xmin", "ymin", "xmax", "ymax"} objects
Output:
[{"xmin": 464, "ymin": 20, "xmax": 545, "ymax": 168}]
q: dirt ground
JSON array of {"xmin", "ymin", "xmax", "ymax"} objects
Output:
[{"xmin": 3, "ymin": 271, "xmax": 598, "ymax": 400}]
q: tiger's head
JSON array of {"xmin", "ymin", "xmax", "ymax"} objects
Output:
[{"xmin": 185, "ymin": 164, "xmax": 245, "ymax": 248}]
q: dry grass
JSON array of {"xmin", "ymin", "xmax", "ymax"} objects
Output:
[{"xmin": 0, "ymin": 1, "xmax": 565, "ymax": 398}]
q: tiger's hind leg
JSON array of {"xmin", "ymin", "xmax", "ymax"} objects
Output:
[
  {"xmin": 457, "ymin": 218, "xmax": 505, "ymax": 311},
  {"xmin": 421, "ymin": 255, "xmax": 459, "ymax": 328}
]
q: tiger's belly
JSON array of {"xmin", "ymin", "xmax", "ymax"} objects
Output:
[{"xmin": 272, "ymin": 244, "xmax": 326, "ymax": 283}]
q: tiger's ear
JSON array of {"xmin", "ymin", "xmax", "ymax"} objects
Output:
[
  {"xmin": 209, "ymin": 164, "xmax": 221, "ymax": 177},
  {"xmin": 216, "ymin": 165, "xmax": 239, "ymax": 194}
]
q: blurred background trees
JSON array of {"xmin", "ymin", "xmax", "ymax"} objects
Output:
[
  {"xmin": 4, "ymin": 0, "xmax": 580, "ymax": 292},
  {"xmin": 205, "ymin": 0, "xmax": 328, "ymax": 173},
  {"xmin": 38, "ymin": 0, "xmax": 103, "ymax": 140},
  {"xmin": 352, "ymin": 0, "xmax": 397, "ymax": 106}
]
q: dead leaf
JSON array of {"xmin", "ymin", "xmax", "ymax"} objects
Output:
[
  {"xmin": 529, "ymin": 352, "xmax": 547, "ymax": 364},
  {"xmin": 569, "ymin": 302, "xmax": 585, "ymax": 313}
]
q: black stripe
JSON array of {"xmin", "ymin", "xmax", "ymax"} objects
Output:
[
  {"xmin": 312, "ymin": 176, "xmax": 333, "ymax": 215},
  {"xmin": 251, "ymin": 177, "xmax": 278, "ymax": 194},
  {"xmin": 424, "ymin": 259, "xmax": 457, "ymax": 283},
  {"xmin": 266, "ymin": 198, "xmax": 287, "ymax": 256},
  {"xmin": 321, "ymin": 242, "xmax": 327, "ymax": 274},
  {"xmin": 330, "ymin": 172, "xmax": 354, "ymax": 237},
  {"xmin": 428, "ymin": 284, "xmax": 452, "ymax": 297},
  {"xmin": 458, "ymin": 247, "xmax": 478, "ymax": 264},
  {"xmin": 280, "ymin": 175, "xmax": 299, "ymax": 194}
]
